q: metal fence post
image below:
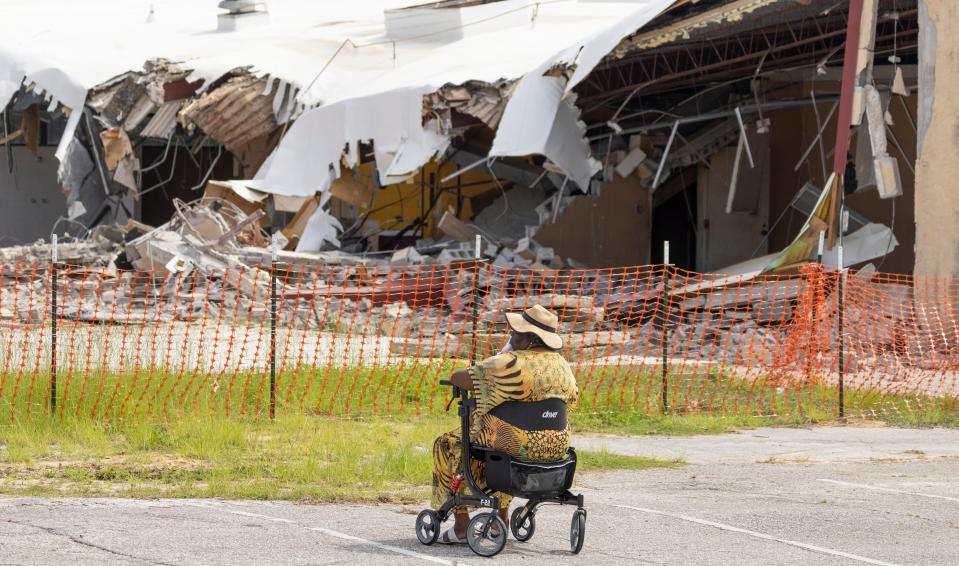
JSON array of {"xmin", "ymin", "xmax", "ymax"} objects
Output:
[
  {"xmin": 269, "ymin": 241, "xmax": 278, "ymax": 420},
  {"xmin": 50, "ymin": 234, "xmax": 59, "ymax": 416},
  {"xmin": 804, "ymin": 232, "xmax": 826, "ymax": 387},
  {"xmin": 837, "ymin": 242, "xmax": 845, "ymax": 419},
  {"xmin": 661, "ymin": 241, "xmax": 670, "ymax": 414},
  {"xmin": 470, "ymin": 235, "xmax": 482, "ymax": 364}
]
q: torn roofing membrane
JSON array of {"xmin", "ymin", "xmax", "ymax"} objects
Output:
[
  {"xmin": 250, "ymin": 0, "xmax": 674, "ymax": 196},
  {"xmin": 247, "ymin": 0, "xmax": 673, "ymax": 246},
  {"xmin": 248, "ymin": 86, "xmax": 447, "ymax": 197}
]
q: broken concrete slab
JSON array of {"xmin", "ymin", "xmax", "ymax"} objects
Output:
[
  {"xmin": 615, "ymin": 146, "xmax": 648, "ymax": 178},
  {"xmin": 437, "ymin": 210, "xmax": 481, "ymax": 243}
]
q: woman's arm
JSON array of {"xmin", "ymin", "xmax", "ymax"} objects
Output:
[{"xmin": 449, "ymin": 368, "xmax": 473, "ymax": 390}]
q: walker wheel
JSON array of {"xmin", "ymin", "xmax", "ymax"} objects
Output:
[
  {"xmin": 510, "ymin": 506, "xmax": 535, "ymax": 542},
  {"xmin": 467, "ymin": 511, "xmax": 507, "ymax": 557},
  {"xmin": 570, "ymin": 508, "xmax": 586, "ymax": 554},
  {"xmin": 415, "ymin": 509, "xmax": 441, "ymax": 545}
]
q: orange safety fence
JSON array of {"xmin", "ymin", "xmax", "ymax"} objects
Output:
[{"xmin": 0, "ymin": 259, "xmax": 957, "ymax": 421}]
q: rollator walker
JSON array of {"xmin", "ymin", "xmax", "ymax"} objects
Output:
[{"xmin": 415, "ymin": 379, "xmax": 587, "ymax": 557}]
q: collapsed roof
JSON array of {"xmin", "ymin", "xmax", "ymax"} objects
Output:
[
  {"xmin": 0, "ymin": 0, "xmax": 919, "ymax": 273},
  {"xmin": 1, "ymin": 0, "xmax": 681, "ymax": 245}
]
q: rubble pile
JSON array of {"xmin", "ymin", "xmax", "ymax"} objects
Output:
[{"xmin": 0, "ymin": 192, "xmax": 930, "ymax": 372}]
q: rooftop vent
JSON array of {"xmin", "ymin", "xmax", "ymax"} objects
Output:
[
  {"xmin": 217, "ymin": 0, "xmax": 269, "ymax": 32},
  {"xmin": 385, "ymin": 0, "xmax": 530, "ymax": 43}
]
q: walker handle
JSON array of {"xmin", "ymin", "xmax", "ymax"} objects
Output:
[
  {"xmin": 439, "ymin": 379, "xmax": 460, "ymax": 411},
  {"xmin": 439, "ymin": 379, "xmax": 461, "ymax": 396}
]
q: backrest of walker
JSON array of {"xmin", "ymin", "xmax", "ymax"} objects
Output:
[{"xmin": 488, "ymin": 398, "xmax": 568, "ymax": 431}]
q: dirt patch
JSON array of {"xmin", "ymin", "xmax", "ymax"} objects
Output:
[
  {"xmin": 0, "ymin": 453, "xmax": 207, "ymax": 480},
  {"xmin": 819, "ymin": 418, "xmax": 891, "ymax": 428}
]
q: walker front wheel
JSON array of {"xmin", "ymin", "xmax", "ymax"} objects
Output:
[
  {"xmin": 570, "ymin": 508, "xmax": 586, "ymax": 554},
  {"xmin": 415, "ymin": 509, "xmax": 441, "ymax": 545},
  {"xmin": 467, "ymin": 511, "xmax": 507, "ymax": 557},
  {"xmin": 510, "ymin": 506, "xmax": 535, "ymax": 542}
]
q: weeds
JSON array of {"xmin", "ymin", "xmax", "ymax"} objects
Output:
[{"xmin": 0, "ymin": 413, "xmax": 679, "ymax": 501}]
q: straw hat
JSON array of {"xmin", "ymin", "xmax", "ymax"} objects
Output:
[{"xmin": 505, "ymin": 304, "xmax": 563, "ymax": 350}]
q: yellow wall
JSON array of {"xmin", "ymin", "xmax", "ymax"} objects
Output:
[{"xmin": 360, "ymin": 159, "xmax": 501, "ymax": 239}]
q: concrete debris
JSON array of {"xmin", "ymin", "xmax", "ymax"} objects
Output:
[
  {"xmin": 87, "ymin": 59, "xmax": 192, "ymax": 129},
  {"xmin": 615, "ymin": 146, "xmax": 648, "ymax": 178},
  {"xmin": 437, "ymin": 210, "xmax": 481, "ymax": 243},
  {"xmin": 471, "ymin": 186, "xmax": 545, "ymax": 247},
  {"xmin": 391, "ymin": 246, "xmax": 424, "ymax": 265},
  {"xmin": 426, "ymin": 80, "xmax": 517, "ymax": 131},
  {"xmin": 0, "ymin": 218, "xmax": 931, "ymax": 372}
]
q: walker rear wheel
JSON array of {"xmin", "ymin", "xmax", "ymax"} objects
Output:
[
  {"xmin": 467, "ymin": 511, "xmax": 507, "ymax": 557},
  {"xmin": 570, "ymin": 508, "xmax": 586, "ymax": 554},
  {"xmin": 415, "ymin": 509, "xmax": 440, "ymax": 545},
  {"xmin": 510, "ymin": 506, "xmax": 535, "ymax": 542}
]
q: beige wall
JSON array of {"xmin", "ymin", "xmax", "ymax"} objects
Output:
[
  {"xmin": 534, "ymin": 173, "xmax": 651, "ymax": 267},
  {"xmin": 914, "ymin": 0, "xmax": 959, "ymax": 279}
]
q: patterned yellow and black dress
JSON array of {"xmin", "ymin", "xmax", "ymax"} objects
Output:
[{"xmin": 431, "ymin": 349, "xmax": 579, "ymax": 512}]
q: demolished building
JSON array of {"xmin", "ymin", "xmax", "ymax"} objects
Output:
[
  {"xmin": 0, "ymin": 2, "xmax": 923, "ymax": 269},
  {"xmin": 0, "ymin": 0, "xmax": 921, "ymax": 274},
  {"xmin": 3, "ymin": 0, "xmax": 959, "ymax": 422}
]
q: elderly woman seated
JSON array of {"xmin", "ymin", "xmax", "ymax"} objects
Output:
[{"xmin": 431, "ymin": 304, "xmax": 579, "ymax": 544}]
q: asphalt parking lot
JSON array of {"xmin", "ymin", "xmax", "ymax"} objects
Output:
[{"xmin": 2, "ymin": 427, "xmax": 957, "ymax": 566}]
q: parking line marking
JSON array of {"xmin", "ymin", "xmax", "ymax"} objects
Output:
[
  {"xmin": 185, "ymin": 502, "xmax": 466, "ymax": 566},
  {"xmin": 613, "ymin": 504, "xmax": 901, "ymax": 566},
  {"xmin": 818, "ymin": 479, "xmax": 959, "ymax": 503}
]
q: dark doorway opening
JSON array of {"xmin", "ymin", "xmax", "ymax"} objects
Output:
[{"xmin": 651, "ymin": 181, "xmax": 697, "ymax": 270}]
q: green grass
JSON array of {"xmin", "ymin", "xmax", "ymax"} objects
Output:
[
  {"xmin": 0, "ymin": 413, "xmax": 680, "ymax": 501},
  {"xmin": 572, "ymin": 412, "xmax": 807, "ymax": 436},
  {"xmin": 3, "ymin": 363, "xmax": 956, "ymax": 429},
  {"xmin": 577, "ymin": 448, "xmax": 683, "ymax": 471},
  {"xmin": 1, "ymin": 360, "xmax": 955, "ymax": 502}
]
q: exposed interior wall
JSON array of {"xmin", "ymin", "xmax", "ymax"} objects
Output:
[
  {"xmin": 695, "ymin": 131, "xmax": 771, "ymax": 272},
  {"xmin": 767, "ymin": 101, "xmax": 812, "ymax": 254},
  {"xmin": 534, "ymin": 173, "xmax": 651, "ymax": 267},
  {"xmin": 0, "ymin": 147, "xmax": 67, "ymax": 244},
  {"xmin": 359, "ymin": 159, "xmax": 503, "ymax": 243},
  {"xmin": 845, "ymin": 94, "xmax": 917, "ymax": 274},
  {"xmin": 914, "ymin": 0, "xmax": 959, "ymax": 279},
  {"xmin": 765, "ymin": 82, "xmax": 916, "ymax": 274}
]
